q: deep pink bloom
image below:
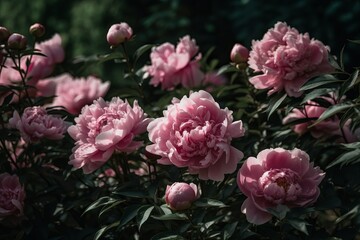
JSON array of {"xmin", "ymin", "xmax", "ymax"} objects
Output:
[
  {"xmin": 230, "ymin": 43, "xmax": 249, "ymax": 64},
  {"xmin": 68, "ymin": 97, "xmax": 151, "ymax": 174},
  {"xmin": 144, "ymin": 35, "xmax": 204, "ymax": 90},
  {"xmin": 283, "ymin": 98, "xmax": 358, "ymax": 142},
  {"xmin": 237, "ymin": 148, "xmax": 325, "ymax": 225},
  {"xmin": 9, "ymin": 106, "xmax": 68, "ymax": 143},
  {"xmin": 106, "ymin": 23, "xmax": 133, "ymax": 46},
  {"xmin": 0, "ymin": 173, "xmax": 25, "ymax": 221},
  {"xmin": 37, "ymin": 73, "xmax": 110, "ymax": 115},
  {"xmin": 165, "ymin": 182, "xmax": 200, "ymax": 210},
  {"xmin": 248, "ymin": 22, "xmax": 333, "ymax": 97},
  {"xmin": 146, "ymin": 90, "xmax": 245, "ymax": 181}
]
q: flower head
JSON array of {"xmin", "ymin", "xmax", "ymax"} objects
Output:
[
  {"xmin": 165, "ymin": 182, "xmax": 200, "ymax": 210},
  {"xmin": 36, "ymin": 73, "xmax": 110, "ymax": 115},
  {"xmin": 29, "ymin": 23, "xmax": 45, "ymax": 38},
  {"xmin": 144, "ymin": 35, "xmax": 204, "ymax": 90},
  {"xmin": 7, "ymin": 33, "xmax": 27, "ymax": 50},
  {"xmin": 248, "ymin": 22, "xmax": 333, "ymax": 97},
  {"xmin": 146, "ymin": 90, "xmax": 245, "ymax": 181},
  {"xmin": 9, "ymin": 106, "xmax": 68, "ymax": 142},
  {"xmin": 237, "ymin": 148, "xmax": 325, "ymax": 224},
  {"xmin": 230, "ymin": 43, "xmax": 249, "ymax": 64},
  {"xmin": 0, "ymin": 173, "xmax": 25, "ymax": 222},
  {"xmin": 68, "ymin": 97, "xmax": 151, "ymax": 174},
  {"xmin": 106, "ymin": 22, "xmax": 133, "ymax": 47}
]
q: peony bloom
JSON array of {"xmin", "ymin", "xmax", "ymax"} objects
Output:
[
  {"xmin": 144, "ymin": 35, "xmax": 204, "ymax": 90},
  {"xmin": 283, "ymin": 98, "xmax": 358, "ymax": 143},
  {"xmin": 9, "ymin": 106, "xmax": 68, "ymax": 143},
  {"xmin": 146, "ymin": 90, "xmax": 245, "ymax": 181},
  {"xmin": 237, "ymin": 148, "xmax": 325, "ymax": 225},
  {"xmin": 165, "ymin": 182, "xmax": 200, "ymax": 211},
  {"xmin": 248, "ymin": 22, "xmax": 333, "ymax": 97},
  {"xmin": 0, "ymin": 173, "xmax": 26, "ymax": 222},
  {"xmin": 36, "ymin": 73, "xmax": 110, "ymax": 115},
  {"xmin": 68, "ymin": 97, "xmax": 151, "ymax": 174},
  {"xmin": 106, "ymin": 22, "xmax": 133, "ymax": 47},
  {"xmin": 230, "ymin": 43, "xmax": 249, "ymax": 64}
]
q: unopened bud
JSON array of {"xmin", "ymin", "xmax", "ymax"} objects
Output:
[
  {"xmin": 0, "ymin": 27, "xmax": 10, "ymax": 43},
  {"xmin": 29, "ymin": 23, "xmax": 45, "ymax": 38},
  {"xmin": 7, "ymin": 33, "xmax": 27, "ymax": 50},
  {"xmin": 230, "ymin": 43, "xmax": 249, "ymax": 64},
  {"xmin": 106, "ymin": 22, "xmax": 133, "ymax": 47}
]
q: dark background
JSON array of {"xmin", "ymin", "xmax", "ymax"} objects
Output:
[{"xmin": 1, "ymin": 0, "xmax": 360, "ymax": 78}]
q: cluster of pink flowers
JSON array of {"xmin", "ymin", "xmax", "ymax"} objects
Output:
[
  {"xmin": 237, "ymin": 148, "xmax": 325, "ymax": 224},
  {"xmin": 36, "ymin": 73, "xmax": 110, "ymax": 115},
  {"xmin": 248, "ymin": 22, "xmax": 334, "ymax": 97},
  {"xmin": 283, "ymin": 97, "xmax": 358, "ymax": 142},
  {"xmin": 143, "ymin": 35, "xmax": 204, "ymax": 90},
  {"xmin": 146, "ymin": 90, "xmax": 245, "ymax": 181},
  {"xmin": 68, "ymin": 97, "xmax": 151, "ymax": 174},
  {"xmin": 9, "ymin": 106, "xmax": 68, "ymax": 143},
  {"xmin": 0, "ymin": 173, "xmax": 25, "ymax": 223}
]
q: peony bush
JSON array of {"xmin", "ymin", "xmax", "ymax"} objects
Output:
[{"xmin": 0, "ymin": 20, "xmax": 360, "ymax": 240}]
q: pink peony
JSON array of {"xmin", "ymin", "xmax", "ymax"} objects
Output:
[
  {"xmin": 248, "ymin": 22, "xmax": 333, "ymax": 97},
  {"xmin": 36, "ymin": 73, "xmax": 110, "ymax": 115},
  {"xmin": 230, "ymin": 43, "xmax": 249, "ymax": 64},
  {"xmin": 146, "ymin": 90, "xmax": 245, "ymax": 181},
  {"xmin": 0, "ymin": 173, "xmax": 26, "ymax": 221},
  {"xmin": 144, "ymin": 35, "xmax": 204, "ymax": 90},
  {"xmin": 283, "ymin": 98, "xmax": 358, "ymax": 142},
  {"xmin": 9, "ymin": 106, "xmax": 68, "ymax": 142},
  {"xmin": 237, "ymin": 148, "xmax": 325, "ymax": 225},
  {"xmin": 106, "ymin": 22, "xmax": 133, "ymax": 47},
  {"xmin": 165, "ymin": 182, "xmax": 200, "ymax": 211},
  {"xmin": 68, "ymin": 97, "xmax": 151, "ymax": 174}
]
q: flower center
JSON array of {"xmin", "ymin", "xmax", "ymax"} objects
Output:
[{"xmin": 259, "ymin": 168, "xmax": 302, "ymax": 204}]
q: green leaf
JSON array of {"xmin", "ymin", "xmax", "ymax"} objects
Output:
[
  {"xmin": 300, "ymin": 88, "xmax": 331, "ymax": 104},
  {"xmin": 152, "ymin": 213, "xmax": 188, "ymax": 221},
  {"xmin": 151, "ymin": 232, "xmax": 186, "ymax": 240},
  {"xmin": 326, "ymin": 149, "xmax": 360, "ymax": 169},
  {"xmin": 267, "ymin": 205, "xmax": 289, "ymax": 220},
  {"xmin": 138, "ymin": 206, "xmax": 154, "ymax": 230},
  {"xmin": 193, "ymin": 198, "xmax": 226, "ymax": 207},
  {"xmin": 339, "ymin": 69, "xmax": 359, "ymax": 98},
  {"xmin": 287, "ymin": 219, "xmax": 309, "ymax": 235},
  {"xmin": 94, "ymin": 221, "xmax": 120, "ymax": 240},
  {"xmin": 133, "ymin": 44, "xmax": 154, "ymax": 66},
  {"xmin": 300, "ymin": 75, "xmax": 342, "ymax": 91},
  {"xmin": 119, "ymin": 204, "xmax": 143, "ymax": 228},
  {"xmin": 335, "ymin": 205, "xmax": 359, "ymax": 224},
  {"xmin": 116, "ymin": 190, "xmax": 147, "ymax": 198},
  {"xmin": 309, "ymin": 103, "xmax": 354, "ymax": 127},
  {"xmin": 217, "ymin": 64, "xmax": 239, "ymax": 75},
  {"xmin": 267, "ymin": 93, "xmax": 287, "ymax": 119},
  {"xmin": 222, "ymin": 221, "xmax": 238, "ymax": 240},
  {"xmin": 82, "ymin": 197, "xmax": 117, "ymax": 215}
]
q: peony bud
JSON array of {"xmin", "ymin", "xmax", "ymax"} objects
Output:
[
  {"xmin": 165, "ymin": 182, "xmax": 200, "ymax": 211},
  {"xmin": 230, "ymin": 43, "xmax": 249, "ymax": 64},
  {"xmin": 0, "ymin": 27, "xmax": 10, "ymax": 43},
  {"xmin": 106, "ymin": 22, "xmax": 133, "ymax": 47},
  {"xmin": 7, "ymin": 33, "xmax": 27, "ymax": 50},
  {"xmin": 29, "ymin": 23, "xmax": 45, "ymax": 38}
]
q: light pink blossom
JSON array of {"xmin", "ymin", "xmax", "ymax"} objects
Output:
[
  {"xmin": 0, "ymin": 173, "xmax": 25, "ymax": 221},
  {"xmin": 283, "ymin": 98, "xmax": 358, "ymax": 142},
  {"xmin": 106, "ymin": 22, "xmax": 133, "ymax": 46},
  {"xmin": 165, "ymin": 182, "xmax": 200, "ymax": 210},
  {"xmin": 9, "ymin": 106, "xmax": 68, "ymax": 143},
  {"xmin": 144, "ymin": 35, "xmax": 204, "ymax": 90},
  {"xmin": 248, "ymin": 22, "xmax": 333, "ymax": 97},
  {"xmin": 68, "ymin": 97, "xmax": 151, "ymax": 174},
  {"xmin": 237, "ymin": 148, "xmax": 325, "ymax": 225},
  {"xmin": 36, "ymin": 73, "xmax": 110, "ymax": 115},
  {"xmin": 146, "ymin": 90, "xmax": 245, "ymax": 181}
]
